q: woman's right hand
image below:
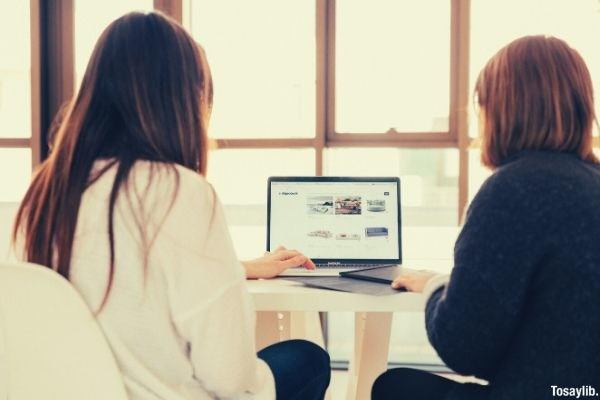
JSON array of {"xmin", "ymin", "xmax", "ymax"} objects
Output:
[
  {"xmin": 391, "ymin": 270, "xmax": 438, "ymax": 292},
  {"xmin": 242, "ymin": 246, "xmax": 316, "ymax": 279}
]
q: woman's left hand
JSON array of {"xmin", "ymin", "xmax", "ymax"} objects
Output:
[
  {"xmin": 242, "ymin": 246, "xmax": 316, "ymax": 279},
  {"xmin": 391, "ymin": 270, "xmax": 438, "ymax": 293}
]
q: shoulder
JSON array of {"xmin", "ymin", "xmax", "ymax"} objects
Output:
[
  {"xmin": 127, "ymin": 161, "xmax": 228, "ymax": 255},
  {"xmin": 131, "ymin": 160, "xmax": 212, "ymax": 191},
  {"xmin": 116, "ymin": 161, "xmax": 220, "ymax": 244},
  {"xmin": 130, "ymin": 161, "xmax": 216, "ymax": 209},
  {"xmin": 468, "ymin": 154, "xmax": 552, "ymax": 222},
  {"xmin": 480, "ymin": 152, "xmax": 582, "ymax": 197},
  {"xmin": 493, "ymin": 151, "xmax": 598, "ymax": 196},
  {"xmin": 470, "ymin": 151, "xmax": 598, "ymax": 222}
]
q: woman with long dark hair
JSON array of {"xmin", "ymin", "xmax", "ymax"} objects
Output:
[
  {"xmin": 13, "ymin": 12, "xmax": 329, "ymax": 399},
  {"xmin": 372, "ymin": 35, "xmax": 600, "ymax": 399}
]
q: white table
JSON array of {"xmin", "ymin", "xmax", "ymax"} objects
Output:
[
  {"xmin": 231, "ymin": 226, "xmax": 458, "ymax": 400},
  {"xmin": 248, "ymin": 279, "xmax": 421, "ymax": 399},
  {"xmin": 247, "ymin": 259, "xmax": 452, "ymax": 400}
]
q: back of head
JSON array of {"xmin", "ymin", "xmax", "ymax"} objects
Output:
[
  {"xmin": 71, "ymin": 11, "xmax": 212, "ymax": 171},
  {"xmin": 14, "ymin": 12, "xmax": 213, "ymax": 309},
  {"xmin": 475, "ymin": 35, "xmax": 598, "ymax": 168}
]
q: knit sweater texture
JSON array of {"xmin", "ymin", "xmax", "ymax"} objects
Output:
[{"xmin": 426, "ymin": 151, "xmax": 600, "ymax": 399}]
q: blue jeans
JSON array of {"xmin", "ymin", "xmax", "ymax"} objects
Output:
[
  {"xmin": 372, "ymin": 368, "xmax": 458, "ymax": 399},
  {"xmin": 258, "ymin": 339, "xmax": 331, "ymax": 400},
  {"xmin": 372, "ymin": 368, "xmax": 487, "ymax": 400}
]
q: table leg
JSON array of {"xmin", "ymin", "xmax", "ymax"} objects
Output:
[
  {"xmin": 346, "ymin": 312, "xmax": 393, "ymax": 400},
  {"xmin": 255, "ymin": 311, "xmax": 291, "ymax": 351},
  {"xmin": 290, "ymin": 311, "xmax": 326, "ymax": 348}
]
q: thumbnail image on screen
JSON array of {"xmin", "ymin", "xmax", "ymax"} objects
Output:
[
  {"xmin": 306, "ymin": 196, "xmax": 334, "ymax": 215},
  {"xmin": 335, "ymin": 196, "xmax": 361, "ymax": 215}
]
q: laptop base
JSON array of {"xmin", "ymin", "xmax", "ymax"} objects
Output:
[{"xmin": 278, "ymin": 264, "xmax": 398, "ymax": 277}]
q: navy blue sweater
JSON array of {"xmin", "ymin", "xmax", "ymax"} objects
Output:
[{"xmin": 426, "ymin": 151, "xmax": 600, "ymax": 399}]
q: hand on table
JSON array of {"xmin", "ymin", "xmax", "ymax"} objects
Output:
[
  {"xmin": 391, "ymin": 269, "xmax": 438, "ymax": 293},
  {"xmin": 242, "ymin": 246, "xmax": 316, "ymax": 279}
]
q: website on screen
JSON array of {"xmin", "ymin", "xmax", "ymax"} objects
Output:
[{"xmin": 269, "ymin": 181, "xmax": 400, "ymax": 260}]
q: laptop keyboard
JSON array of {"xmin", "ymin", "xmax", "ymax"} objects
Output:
[{"xmin": 315, "ymin": 263, "xmax": 395, "ymax": 269}]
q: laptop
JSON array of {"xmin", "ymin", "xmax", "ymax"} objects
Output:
[{"xmin": 267, "ymin": 176, "xmax": 402, "ymax": 276}]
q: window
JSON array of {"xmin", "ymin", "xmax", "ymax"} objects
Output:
[
  {"xmin": 207, "ymin": 148, "xmax": 314, "ymax": 225},
  {"xmin": 328, "ymin": 311, "xmax": 444, "ymax": 366},
  {"xmin": 469, "ymin": 0, "xmax": 600, "ymax": 138},
  {"xmin": 0, "ymin": 1, "xmax": 32, "ymax": 202},
  {"xmin": 189, "ymin": 4, "xmax": 460, "ymax": 368},
  {"xmin": 0, "ymin": 1, "xmax": 30, "ymax": 139},
  {"xmin": 190, "ymin": 0, "xmax": 316, "ymax": 138},
  {"xmin": 468, "ymin": 149, "xmax": 492, "ymax": 203},
  {"xmin": 468, "ymin": 0, "xmax": 600, "ymax": 199},
  {"xmin": 335, "ymin": 0, "xmax": 451, "ymax": 134},
  {"xmin": 325, "ymin": 148, "xmax": 458, "ymax": 226},
  {"xmin": 0, "ymin": 149, "xmax": 31, "ymax": 202},
  {"xmin": 74, "ymin": 0, "xmax": 153, "ymax": 86}
]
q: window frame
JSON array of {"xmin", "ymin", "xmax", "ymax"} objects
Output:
[
  {"xmin": 0, "ymin": 0, "xmax": 43, "ymax": 170},
  {"xmin": 203, "ymin": 0, "xmax": 472, "ymax": 222},
  {"xmin": 14, "ymin": 1, "xmax": 600, "ymax": 223},
  {"xmin": 4, "ymin": 0, "xmax": 598, "ymax": 217},
  {"xmin": 325, "ymin": 0, "xmax": 457, "ymax": 144}
]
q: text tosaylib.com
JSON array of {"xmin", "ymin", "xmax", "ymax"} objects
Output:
[{"xmin": 551, "ymin": 386, "xmax": 598, "ymax": 398}]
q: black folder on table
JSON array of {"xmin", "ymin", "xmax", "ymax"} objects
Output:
[
  {"xmin": 283, "ymin": 266, "xmax": 406, "ymax": 296},
  {"xmin": 339, "ymin": 265, "xmax": 404, "ymax": 284},
  {"xmin": 283, "ymin": 276, "xmax": 402, "ymax": 296}
]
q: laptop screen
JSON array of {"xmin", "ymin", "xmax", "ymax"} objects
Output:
[{"xmin": 268, "ymin": 178, "xmax": 401, "ymax": 262}]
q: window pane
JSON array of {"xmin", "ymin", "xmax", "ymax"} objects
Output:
[
  {"xmin": 336, "ymin": 0, "xmax": 451, "ymax": 133},
  {"xmin": 470, "ymin": 0, "xmax": 600, "ymax": 137},
  {"xmin": 0, "ymin": 2, "xmax": 30, "ymax": 138},
  {"xmin": 325, "ymin": 148, "xmax": 458, "ymax": 226},
  {"xmin": 328, "ymin": 311, "xmax": 444, "ymax": 366},
  {"xmin": 468, "ymin": 148, "xmax": 493, "ymax": 205},
  {"xmin": 0, "ymin": 149, "xmax": 31, "ymax": 202},
  {"xmin": 74, "ymin": 0, "xmax": 153, "ymax": 86},
  {"xmin": 326, "ymin": 149, "xmax": 459, "ymax": 367},
  {"xmin": 191, "ymin": 1, "xmax": 316, "ymax": 138},
  {"xmin": 207, "ymin": 149, "xmax": 315, "ymax": 225}
]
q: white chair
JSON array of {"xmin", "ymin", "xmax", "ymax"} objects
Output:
[{"xmin": 0, "ymin": 262, "xmax": 128, "ymax": 400}]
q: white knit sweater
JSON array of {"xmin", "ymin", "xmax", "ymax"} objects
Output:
[{"xmin": 56, "ymin": 160, "xmax": 274, "ymax": 399}]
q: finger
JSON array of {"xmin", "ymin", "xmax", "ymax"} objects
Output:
[
  {"xmin": 279, "ymin": 255, "xmax": 308, "ymax": 269},
  {"xmin": 273, "ymin": 249, "xmax": 302, "ymax": 261},
  {"xmin": 274, "ymin": 245, "xmax": 286, "ymax": 252},
  {"xmin": 303, "ymin": 258, "xmax": 316, "ymax": 270},
  {"xmin": 391, "ymin": 276, "xmax": 408, "ymax": 289}
]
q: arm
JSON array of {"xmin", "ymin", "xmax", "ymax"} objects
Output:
[
  {"xmin": 173, "ymin": 276, "xmax": 274, "ymax": 398},
  {"xmin": 162, "ymin": 175, "xmax": 275, "ymax": 398}
]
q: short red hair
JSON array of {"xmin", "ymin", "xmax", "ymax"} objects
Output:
[{"xmin": 475, "ymin": 35, "xmax": 598, "ymax": 168}]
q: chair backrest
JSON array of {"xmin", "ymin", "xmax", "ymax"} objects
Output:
[{"xmin": 0, "ymin": 262, "xmax": 128, "ymax": 400}]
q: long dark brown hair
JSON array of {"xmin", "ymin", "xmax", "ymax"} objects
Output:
[
  {"xmin": 475, "ymin": 35, "xmax": 598, "ymax": 168},
  {"xmin": 13, "ymin": 11, "xmax": 213, "ymax": 309}
]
